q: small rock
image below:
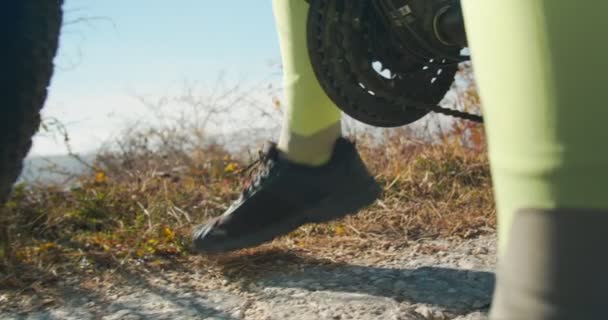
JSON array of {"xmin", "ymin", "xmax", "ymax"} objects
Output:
[
  {"xmin": 472, "ymin": 247, "xmax": 489, "ymax": 255},
  {"xmin": 453, "ymin": 311, "xmax": 489, "ymax": 320},
  {"xmin": 291, "ymin": 291, "xmax": 309, "ymax": 298},
  {"xmin": 231, "ymin": 308, "xmax": 245, "ymax": 319},
  {"xmin": 433, "ymin": 310, "xmax": 448, "ymax": 320},
  {"xmin": 319, "ymin": 309, "xmax": 332, "ymax": 318},
  {"xmin": 413, "ymin": 305, "xmax": 448, "ymax": 320},
  {"xmin": 102, "ymin": 309, "xmax": 141, "ymax": 320},
  {"xmin": 398, "ymin": 310, "xmax": 427, "ymax": 320},
  {"xmin": 415, "ymin": 305, "xmax": 433, "ymax": 319},
  {"xmin": 459, "ymin": 257, "xmax": 482, "ymax": 270}
]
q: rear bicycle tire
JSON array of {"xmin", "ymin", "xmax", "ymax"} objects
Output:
[{"xmin": 0, "ymin": 1, "xmax": 63, "ymax": 204}]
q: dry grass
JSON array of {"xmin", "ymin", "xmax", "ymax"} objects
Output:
[
  {"xmin": 1, "ymin": 64, "xmax": 491, "ymax": 290},
  {"xmin": 0, "ymin": 122, "xmax": 494, "ymax": 290}
]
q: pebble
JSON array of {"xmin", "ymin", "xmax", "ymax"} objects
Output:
[
  {"xmin": 458, "ymin": 257, "xmax": 482, "ymax": 270},
  {"xmin": 415, "ymin": 305, "xmax": 434, "ymax": 318},
  {"xmin": 231, "ymin": 308, "xmax": 245, "ymax": 318},
  {"xmin": 102, "ymin": 309, "xmax": 139, "ymax": 320},
  {"xmin": 472, "ymin": 247, "xmax": 489, "ymax": 255},
  {"xmin": 292, "ymin": 292, "xmax": 310, "ymax": 298}
]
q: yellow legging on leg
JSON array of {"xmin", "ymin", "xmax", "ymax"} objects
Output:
[
  {"xmin": 462, "ymin": 0, "xmax": 608, "ymax": 252},
  {"xmin": 272, "ymin": 0, "xmax": 342, "ymax": 166},
  {"xmin": 462, "ymin": 1, "xmax": 608, "ymax": 318},
  {"xmin": 275, "ymin": 0, "xmax": 608, "ymax": 316}
]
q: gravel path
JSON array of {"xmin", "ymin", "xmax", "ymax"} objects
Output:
[{"xmin": 1, "ymin": 235, "xmax": 496, "ymax": 320}]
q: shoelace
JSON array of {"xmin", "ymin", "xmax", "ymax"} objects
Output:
[{"xmin": 239, "ymin": 146, "xmax": 275, "ymax": 198}]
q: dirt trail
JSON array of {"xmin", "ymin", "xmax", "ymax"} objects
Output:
[{"xmin": 0, "ymin": 235, "xmax": 496, "ymax": 320}]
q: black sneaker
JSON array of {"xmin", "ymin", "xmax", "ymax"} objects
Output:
[{"xmin": 191, "ymin": 138, "xmax": 381, "ymax": 253}]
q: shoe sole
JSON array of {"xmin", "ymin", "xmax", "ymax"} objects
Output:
[{"xmin": 193, "ymin": 178, "xmax": 382, "ymax": 254}]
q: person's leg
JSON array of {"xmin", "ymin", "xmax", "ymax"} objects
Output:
[
  {"xmin": 273, "ymin": 0, "xmax": 342, "ymax": 166},
  {"xmin": 191, "ymin": 0, "xmax": 379, "ymax": 253},
  {"xmin": 461, "ymin": 1, "xmax": 608, "ymax": 318}
]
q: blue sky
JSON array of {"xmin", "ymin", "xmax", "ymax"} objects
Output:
[{"xmin": 34, "ymin": 0, "xmax": 282, "ymax": 155}]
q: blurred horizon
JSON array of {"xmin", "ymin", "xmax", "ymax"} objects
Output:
[{"xmin": 32, "ymin": 0, "xmax": 283, "ymax": 156}]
